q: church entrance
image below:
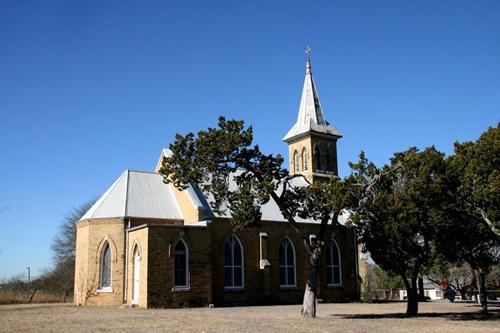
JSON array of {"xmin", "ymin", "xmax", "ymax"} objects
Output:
[{"xmin": 132, "ymin": 246, "xmax": 141, "ymax": 305}]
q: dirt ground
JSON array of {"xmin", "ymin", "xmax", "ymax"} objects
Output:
[{"xmin": 0, "ymin": 301, "xmax": 498, "ymax": 333}]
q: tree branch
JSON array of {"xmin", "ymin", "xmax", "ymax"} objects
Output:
[{"xmin": 475, "ymin": 205, "xmax": 499, "ymax": 236}]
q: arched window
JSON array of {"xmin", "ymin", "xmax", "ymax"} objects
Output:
[
  {"xmin": 325, "ymin": 148, "xmax": 332, "ymax": 171},
  {"xmin": 293, "ymin": 150, "xmax": 299, "ymax": 173},
  {"xmin": 279, "ymin": 237, "xmax": 297, "ymax": 287},
  {"xmin": 326, "ymin": 240, "xmax": 342, "ymax": 286},
  {"xmin": 224, "ymin": 235, "xmax": 244, "ymax": 288},
  {"xmin": 132, "ymin": 244, "xmax": 141, "ymax": 304},
  {"xmin": 314, "ymin": 144, "xmax": 322, "ymax": 171},
  {"xmin": 174, "ymin": 240, "xmax": 189, "ymax": 288},
  {"xmin": 302, "ymin": 148, "xmax": 308, "ymax": 171},
  {"xmin": 100, "ymin": 242, "xmax": 112, "ymax": 289}
]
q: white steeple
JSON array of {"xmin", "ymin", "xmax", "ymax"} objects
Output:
[{"xmin": 283, "ymin": 50, "xmax": 342, "ymax": 142}]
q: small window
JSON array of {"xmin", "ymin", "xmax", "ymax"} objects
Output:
[
  {"xmin": 224, "ymin": 235, "xmax": 244, "ymax": 288},
  {"xmin": 302, "ymin": 148, "xmax": 308, "ymax": 171},
  {"xmin": 326, "ymin": 239, "xmax": 342, "ymax": 286},
  {"xmin": 325, "ymin": 148, "xmax": 332, "ymax": 171},
  {"xmin": 100, "ymin": 243, "xmax": 112, "ymax": 289},
  {"xmin": 174, "ymin": 240, "xmax": 189, "ymax": 288},
  {"xmin": 314, "ymin": 145, "xmax": 322, "ymax": 171},
  {"xmin": 279, "ymin": 238, "xmax": 297, "ymax": 287},
  {"xmin": 293, "ymin": 150, "xmax": 299, "ymax": 173}
]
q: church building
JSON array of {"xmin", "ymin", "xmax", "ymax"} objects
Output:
[{"xmin": 74, "ymin": 56, "xmax": 360, "ymax": 308}]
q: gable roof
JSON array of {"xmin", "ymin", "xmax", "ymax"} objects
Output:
[
  {"xmin": 80, "ymin": 166, "xmax": 323, "ymax": 224},
  {"xmin": 80, "ymin": 170, "xmax": 183, "ymax": 221}
]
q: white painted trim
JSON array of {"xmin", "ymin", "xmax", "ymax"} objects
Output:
[
  {"xmin": 326, "ymin": 239, "xmax": 343, "ymax": 287},
  {"xmin": 224, "ymin": 235, "xmax": 245, "ymax": 289},
  {"xmin": 301, "ymin": 147, "xmax": 308, "ymax": 171},
  {"xmin": 99, "ymin": 242, "xmax": 113, "ymax": 290},
  {"xmin": 96, "ymin": 287, "xmax": 113, "ymax": 293},
  {"xmin": 293, "ymin": 149, "xmax": 299, "ymax": 173},
  {"xmin": 279, "ymin": 237, "xmax": 297, "ymax": 288},
  {"xmin": 223, "ymin": 286, "xmax": 245, "ymax": 292},
  {"xmin": 131, "ymin": 244, "xmax": 141, "ymax": 305}
]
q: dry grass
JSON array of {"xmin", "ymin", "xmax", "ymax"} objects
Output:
[
  {"xmin": 0, "ymin": 290, "xmax": 63, "ymax": 305},
  {"xmin": 0, "ymin": 301, "xmax": 498, "ymax": 333}
]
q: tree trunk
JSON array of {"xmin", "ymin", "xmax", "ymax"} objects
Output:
[
  {"xmin": 63, "ymin": 288, "xmax": 70, "ymax": 303},
  {"xmin": 460, "ymin": 289, "xmax": 467, "ymax": 300},
  {"xmin": 28, "ymin": 288, "xmax": 37, "ymax": 303},
  {"xmin": 478, "ymin": 270, "xmax": 488, "ymax": 314},
  {"xmin": 404, "ymin": 277, "xmax": 419, "ymax": 317},
  {"xmin": 418, "ymin": 276, "xmax": 425, "ymax": 301},
  {"xmin": 301, "ymin": 248, "xmax": 320, "ymax": 318}
]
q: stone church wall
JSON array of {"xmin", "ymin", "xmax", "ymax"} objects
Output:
[
  {"xmin": 74, "ymin": 218, "xmax": 125, "ymax": 306},
  {"xmin": 135, "ymin": 224, "xmax": 213, "ymax": 308},
  {"xmin": 76, "ymin": 217, "xmax": 358, "ymax": 308},
  {"xmin": 210, "ymin": 219, "xmax": 358, "ymax": 306},
  {"xmin": 127, "ymin": 226, "xmax": 149, "ymax": 308}
]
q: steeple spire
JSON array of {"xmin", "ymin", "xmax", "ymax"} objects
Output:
[{"xmin": 283, "ymin": 49, "xmax": 341, "ymax": 142}]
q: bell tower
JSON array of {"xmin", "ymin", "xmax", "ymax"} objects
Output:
[{"xmin": 283, "ymin": 49, "xmax": 342, "ymax": 183}]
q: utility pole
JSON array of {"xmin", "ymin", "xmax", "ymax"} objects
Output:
[{"xmin": 27, "ymin": 266, "xmax": 30, "ymax": 284}]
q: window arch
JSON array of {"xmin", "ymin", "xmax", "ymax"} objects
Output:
[
  {"xmin": 326, "ymin": 239, "xmax": 342, "ymax": 286},
  {"xmin": 325, "ymin": 147, "xmax": 332, "ymax": 171},
  {"xmin": 224, "ymin": 235, "xmax": 244, "ymax": 288},
  {"xmin": 132, "ymin": 244, "xmax": 141, "ymax": 304},
  {"xmin": 279, "ymin": 237, "xmax": 297, "ymax": 287},
  {"xmin": 174, "ymin": 240, "xmax": 189, "ymax": 288},
  {"xmin": 314, "ymin": 144, "xmax": 322, "ymax": 171},
  {"xmin": 301, "ymin": 148, "xmax": 308, "ymax": 171},
  {"xmin": 293, "ymin": 150, "xmax": 299, "ymax": 173},
  {"xmin": 100, "ymin": 242, "xmax": 112, "ymax": 289}
]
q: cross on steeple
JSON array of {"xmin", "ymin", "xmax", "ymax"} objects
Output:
[{"xmin": 305, "ymin": 46, "xmax": 311, "ymax": 61}]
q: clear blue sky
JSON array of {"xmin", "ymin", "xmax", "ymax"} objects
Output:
[{"xmin": 0, "ymin": 0, "xmax": 498, "ymax": 280}]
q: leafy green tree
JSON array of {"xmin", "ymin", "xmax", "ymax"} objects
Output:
[
  {"xmin": 451, "ymin": 124, "xmax": 499, "ymax": 235},
  {"xmin": 434, "ymin": 125, "xmax": 500, "ymax": 313},
  {"xmin": 350, "ymin": 147, "xmax": 447, "ymax": 316},
  {"xmin": 360, "ymin": 265, "xmax": 403, "ymax": 302},
  {"xmin": 159, "ymin": 117, "xmax": 357, "ymax": 317},
  {"xmin": 372, "ymin": 266, "xmax": 403, "ymax": 300}
]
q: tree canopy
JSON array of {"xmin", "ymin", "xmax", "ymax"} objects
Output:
[
  {"xmin": 160, "ymin": 116, "xmax": 498, "ymax": 317},
  {"xmin": 433, "ymin": 124, "xmax": 500, "ymax": 313},
  {"xmin": 159, "ymin": 116, "xmax": 357, "ymax": 317},
  {"xmin": 350, "ymin": 147, "xmax": 447, "ymax": 316}
]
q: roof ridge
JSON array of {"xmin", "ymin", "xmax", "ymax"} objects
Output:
[
  {"xmin": 126, "ymin": 169, "xmax": 159, "ymax": 175},
  {"xmin": 80, "ymin": 170, "xmax": 128, "ymax": 221},
  {"xmin": 124, "ymin": 170, "xmax": 130, "ymax": 217}
]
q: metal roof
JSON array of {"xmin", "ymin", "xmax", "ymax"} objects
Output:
[
  {"xmin": 199, "ymin": 171, "xmax": 318, "ymax": 223},
  {"xmin": 81, "ymin": 167, "xmax": 325, "ymax": 224},
  {"xmin": 283, "ymin": 59, "xmax": 342, "ymax": 142},
  {"xmin": 80, "ymin": 170, "xmax": 183, "ymax": 221}
]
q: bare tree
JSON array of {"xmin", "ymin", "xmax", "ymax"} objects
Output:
[{"xmin": 48, "ymin": 199, "xmax": 95, "ymax": 300}]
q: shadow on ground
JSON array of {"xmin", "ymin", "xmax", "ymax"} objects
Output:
[{"xmin": 332, "ymin": 308, "xmax": 500, "ymax": 321}]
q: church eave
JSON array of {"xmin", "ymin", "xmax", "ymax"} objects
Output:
[{"xmin": 283, "ymin": 128, "xmax": 342, "ymax": 143}]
